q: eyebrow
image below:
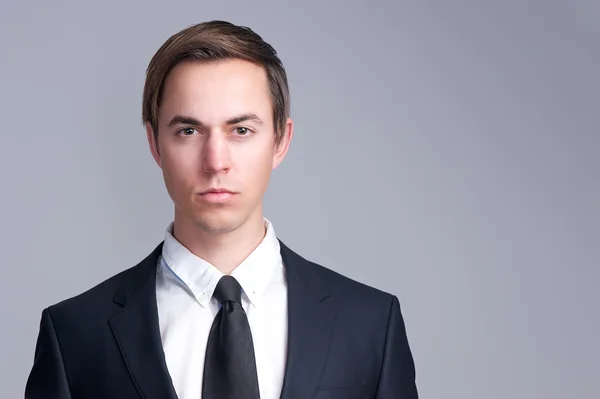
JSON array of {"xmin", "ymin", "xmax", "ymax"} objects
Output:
[{"xmin": 167, "ymin": 113, "xmax": 264, "ymax": 128}]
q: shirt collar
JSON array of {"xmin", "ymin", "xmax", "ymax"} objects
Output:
[{"xmin": 161, "ymin": 218, "xmax": 281, "ymax": 308}]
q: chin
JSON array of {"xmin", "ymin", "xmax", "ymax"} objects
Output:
[{"xmin": 192, "ymin": 212, "xmax": 246, "ymax": 235}]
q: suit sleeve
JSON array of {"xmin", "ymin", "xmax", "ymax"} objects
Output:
[
  {"xmin": 25, "ymin": 308, "xmax": 72, "ymax": 399},
  {"xmin": 375, "ymin": 295, "xmax": 419, "ymax": 398}
]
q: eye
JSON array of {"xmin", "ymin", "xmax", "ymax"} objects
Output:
[
  {"xmin": 179, "ymin": 127, "xmax": 198, "ymax": 136},
  {"xmin": 234, "ymin": 127, "xmax": 251, "ymax": 136}
]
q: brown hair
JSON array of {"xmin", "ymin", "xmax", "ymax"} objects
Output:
[{"xmin": 142, "ymin": 20, "xmax": 291, "ymax": 146}]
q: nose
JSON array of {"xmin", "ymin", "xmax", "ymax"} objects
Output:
[{"xmin": 202, "ymin": 131, "xmax": 231, "ymax": 174}]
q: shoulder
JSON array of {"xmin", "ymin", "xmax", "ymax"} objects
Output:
[
  {"xmin": 309, "ymin": 257, "xmax": 393, "ymax": 304},
  {"xmin": 280, "ymin": 240, "xmax": 396, "ymax": 310},
  {"xmin": 45, "ymin": 243, "xmax": 162, "ymax": 321},
  {"xmin": 280, "ymin": 240, "xmax": 402, "ymax": 347}
]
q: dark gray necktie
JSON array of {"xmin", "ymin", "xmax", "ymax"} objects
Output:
[{"xmin": 202, "ymin": 275, "xmax": 260, "ymax": 399}]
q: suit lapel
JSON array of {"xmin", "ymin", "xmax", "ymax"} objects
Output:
[
  {"xmin": 279, "ymin": 241, "xmax": 337, "ymax": 399},
  {"xmin": 108, "ymin": 243, "xmax": 178, "ymax": 399},
  {"xmin": 106, "ymin": 239, "xmax": 336, "ymax": 399}
]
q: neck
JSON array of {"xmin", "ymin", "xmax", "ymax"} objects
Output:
[{"xmin": 171, "ymin": 208, "xmax": 267, "ymax": 275}]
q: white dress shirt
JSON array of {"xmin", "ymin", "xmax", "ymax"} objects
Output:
[{"xmin": 156, "ymin": 218, "xmax": 288, "ymax": 399}]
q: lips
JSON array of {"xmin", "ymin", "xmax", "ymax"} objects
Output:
[
  {"xmin": 200, "ymin": 188, "xmax": 235, "ymax": 195},
  {"xmin": 198, "ymin": 189, "xmax": 237, "ymax": 203}
]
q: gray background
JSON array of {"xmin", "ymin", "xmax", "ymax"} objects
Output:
[{"xmin": 1, "ymin": 0, "xmax": 598, "ymax": 398}]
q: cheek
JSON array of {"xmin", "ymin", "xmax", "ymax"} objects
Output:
[
  {"xmin": 161, "ymin": 149, "xmax": 199, "ymax": 193},
  {"xmin": 238, "ymin": 146, "xmax": 274, "ymax": 187}
]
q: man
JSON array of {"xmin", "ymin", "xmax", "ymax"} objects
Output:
[{"xmin": 25, "ymin": 20, "xmax": 418, "ymax": 399}]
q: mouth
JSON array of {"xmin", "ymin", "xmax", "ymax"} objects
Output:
[{"xmin": 198, "ymin": 188, "xmax": 237, "ymax": 203}]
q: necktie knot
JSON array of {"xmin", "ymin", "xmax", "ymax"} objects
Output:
[{"xmin": 213, "ymin": 275, "xmax": 242, "ymax": 305}]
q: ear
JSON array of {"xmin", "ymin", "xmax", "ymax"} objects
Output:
[
  {"xmin": 145, "ymin": 122, "xmax": 162, "ymax": 168},
  {"xmin": 272, "ymin": 118, "xmax": 293, "ymax": 170}
]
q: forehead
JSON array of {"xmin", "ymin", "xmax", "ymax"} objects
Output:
[{"xmin": 159, "ymin": 59, "xmax": 272, "ymax": 125}]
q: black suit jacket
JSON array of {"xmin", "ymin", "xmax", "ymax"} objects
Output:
[{"xmin": 25, "ymin": 240, "xmax": 418, "ymax": 399}]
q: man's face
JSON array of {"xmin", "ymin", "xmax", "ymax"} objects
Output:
[{"xmin": 146, "ymin": 59, "xmax": 292, "ymax": 235}]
